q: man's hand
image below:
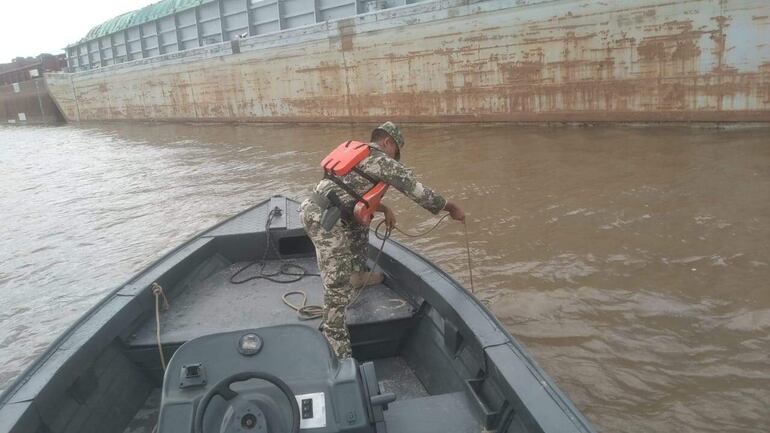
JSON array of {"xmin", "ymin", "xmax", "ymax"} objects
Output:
[
  {"xmin": 444, "ymin": 201, "xmax": 465, "ymax": 222},
  {"xmin": 378, "ymin": 204, "xmax": 397, "ymax": 229}
]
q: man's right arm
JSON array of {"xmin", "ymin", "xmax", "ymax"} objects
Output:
[
  {"xmin": 443, "ymin": 201, "xmax": 465, "ymax": 222},
  {"xmin": 369, "ymin": 156, "xmax": 447, "ymax": 215}
]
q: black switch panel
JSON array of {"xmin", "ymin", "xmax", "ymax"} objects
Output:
[
  {"xmin": 179, "ymin": 363, "xmax": 206, "ymax": 388},
  {"xmin": 185, "ymin": 365, "xmax": 200, "ymax": 378},
  {"xmin": 301, "ymin": 398, "xmax": 313, "ymax": 419}
]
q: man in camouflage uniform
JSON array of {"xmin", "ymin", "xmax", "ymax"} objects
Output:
[{"xmin": 299, "ymin": 121, "xmax": 465, "ymax": 359}]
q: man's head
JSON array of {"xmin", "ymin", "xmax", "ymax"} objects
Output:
[{"xmin": 371, "ymin": 121, "xmax": 404, "ymax": 160}]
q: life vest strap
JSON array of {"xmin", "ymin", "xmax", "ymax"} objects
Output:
[
  {"xmin": 351, "ymin": 167, "xmax": 379, "ymax": 186},
  {"xmin": 323, "ymin": 172, "xmax": 370, "ymax": 208}
]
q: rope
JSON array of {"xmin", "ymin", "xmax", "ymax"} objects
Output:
[
  {"xmin": 282, "ymin": 291, "xmax": 324, "ymax": 320},
  {"xmin": 375, "ymin": 213, "xmax": 475, "ymax": 293},
  {"xmin": 463, "ymin": 221, "xmax": 475, "ymax": 293},
  {"xmin": 378, "ymin": 213, "xmax": 452, "ymax": 239},
  {"xmin": 151, "ymin": 282, "xmax": 169, "ymax": 370}
]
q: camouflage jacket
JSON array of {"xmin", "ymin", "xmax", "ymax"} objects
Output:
[{"xmin": 314, "ymin": 143, "xmax": 446, "ymax": 220}]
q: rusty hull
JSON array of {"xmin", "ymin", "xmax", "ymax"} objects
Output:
[
  {"xmin": 46, "ymin": 0, "xmax": 770, "ymax": 123},
  {"xmin": 1, "ymin": 78, "xmax": 63, "ymax": 124}
]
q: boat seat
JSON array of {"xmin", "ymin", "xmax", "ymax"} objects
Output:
[
  {"xmin": 348, "ymin": 280, "xmax": 419, "ymax": 360},
  {"xmin": 384, "ymin": 392, "xmax": 480, "ymax": 433}
]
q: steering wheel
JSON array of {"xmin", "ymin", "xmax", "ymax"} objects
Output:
[{"xmin": 194, "ymin": 371, "xmax": 300, "ymax": 433}]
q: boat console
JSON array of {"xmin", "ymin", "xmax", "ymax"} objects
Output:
[{"xmin": 157, "ymin": 325, "xmax": 395, "ymax": 433}]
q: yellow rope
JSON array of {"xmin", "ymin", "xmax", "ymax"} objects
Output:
[
  {"xmin": 282, "ymin": 291, "xmax": 324, "ymax": 320},
  {"xmin": 151, "ymin": 282, "xmax": 169, "ymax": 370}
]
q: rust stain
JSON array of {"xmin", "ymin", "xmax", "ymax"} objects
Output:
[
  {"xmin": 671, "ymin": 39, "xmax": 701, "ymax": 61},
  {"xmin": 710, "ymin": 15, "xmax": 730, "ymax": 110},
  {"xmin": 638, "ymin": 40, "xmax": 666, "ymax": 61},
  {"xmin": 337, "ymin": 19, "xmax": 355, "ymax": 52},
  {"xmin": 661, "ymin": 83, "xmax": 687, "ymax": 109},
  {"xmin": 462, "ymin": 35, "xmax": 489, "ymax": 42},
  {"xmin": 500, "ymin": 61, "xmax": 543, "ymax": 83},
  {"xmin": 422, "ymin": 32, "xmax": 464, "ymax": 40},
  {"xmin": 341, "ymin": 34, "xmax": 354, "ymax": 51},
  {"xmin": 710, "ymin": 15, "xmax": 729, "ymax": 72},
  {"xmin": 295, "ymin": 62, "xmax": 342, "ymax": 74},
  {"xmin": 662, "ymin": 20, "xmax": 694, "ymax": 31}
]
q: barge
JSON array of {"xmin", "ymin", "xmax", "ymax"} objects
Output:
[{"xmin": 46, "ymin": 0, "xmax": 770, "ymax": 124}]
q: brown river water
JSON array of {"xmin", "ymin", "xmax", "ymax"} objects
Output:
[{"xmin": 1, "ymin": 123, "xmax": 768, "ymax": 432}]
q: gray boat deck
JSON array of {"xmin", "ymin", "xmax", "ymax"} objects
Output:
[{"xmin": 127, "ymin": 257, "xmax": 416, "ymax": 347}]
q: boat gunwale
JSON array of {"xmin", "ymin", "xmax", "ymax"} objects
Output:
[
  {"xmin": 0, "ymin": 197, "xmax": 273, "ymax": 406},
  {"xmin": 378, "ymin": 235, "xmax": 595, "ymax": 432}
]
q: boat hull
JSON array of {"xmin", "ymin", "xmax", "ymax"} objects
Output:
[{"xmin": 0, "ymin": 196, "xmax": 594, "ymax": 433}]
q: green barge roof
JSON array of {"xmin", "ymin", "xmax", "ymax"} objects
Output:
[{"xmin": 81, "ymin": 0, "xmax": 208, "ymax": 43}]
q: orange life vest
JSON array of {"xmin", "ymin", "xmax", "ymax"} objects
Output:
[{"xmin": 321, "ymin": 140, "xmax": 388, "ymax": 226}]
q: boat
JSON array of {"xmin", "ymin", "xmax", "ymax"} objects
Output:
[{"xmin": 0, "ymin": 195, "xmax": 595, "ymax": 433}]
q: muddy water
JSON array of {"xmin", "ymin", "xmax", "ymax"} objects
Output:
[{"xmin": 1, "ymin": 123, "xmax": 768, "ymax": 432}]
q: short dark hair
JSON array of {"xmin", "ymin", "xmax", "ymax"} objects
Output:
[
  {"xmin": 371, "ymin": 129, "xmax": 391, "ymax": 143},
  {"xmin": 371, "ymin": 129, "xmax": 400, "ymax": 160}
]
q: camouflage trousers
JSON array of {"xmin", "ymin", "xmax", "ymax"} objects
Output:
[{"xmin": 299, "ymin": 199, "xmax": 368, "ymax": 359}]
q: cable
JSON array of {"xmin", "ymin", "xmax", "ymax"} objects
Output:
[{"xmin": 230, "ymin": 261, "xmax": 317, "ymax": 284}]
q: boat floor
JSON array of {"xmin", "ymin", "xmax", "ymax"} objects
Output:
[
  {"xmin": 121, "ymin": 357, "xmax": 429, "ymax": 433},
  {"xmin": 122, "ymin": 256, "xmax": 433, "ymax": 432},
  {"xmin": 127, "ymin": 256, "xmax": 416, "ymax": 347}
]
